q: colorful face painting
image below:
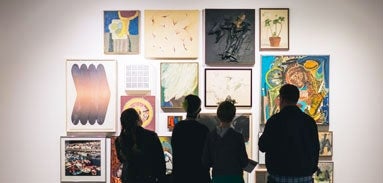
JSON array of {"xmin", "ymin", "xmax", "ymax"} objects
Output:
[
  {"xmin": 104, "ymin": 10, "xmax": 139, "ymax": 54},
  {"xmin": 121, "ymin": 96, "xmax": 155, "ymax": 131},
  {"xmin": 261, "ymin": 55, "xmax": 329, "ymax": 125}
]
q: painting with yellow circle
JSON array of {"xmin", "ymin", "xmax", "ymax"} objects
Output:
[{"xmin": 120, "ymin": 96, "xmax": 155, "ymax": 131}]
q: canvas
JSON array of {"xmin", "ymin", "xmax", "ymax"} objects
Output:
[
  {"xmin": 120, "ymin": 96, "xmax": 156, "ymax": 131},
  {"xmin": 205, "ymin": 9, "xmax": 255, "ymax": 65},
  {"xmin": 66, "ymin": 59, "xmax": 117, "ymax": 132},
  {"xmin": 259, "ymin": 8, "xmax": 289, "ymax": 51},
  {"xmin": 104, "ymin": 10, "xmax": 139, "ymax": 54},
  {"xmin": 313, "ymin": 162, "xmax": 334, "ymax": 183},
  {"xmin": 144, "ymin": 10, "xmax": 199, "ymax": 58},
  {"xmin": 319, "ymin": 131, "xmax": 333, "ymax": 157},
  {"xmin": 60, "ymin": 137, "xmax": 106, "ymax": 182},
  {"xmin": 110, "ymin": 136, "xmax": 122, "ymax": 183},
  {"xmin": 124, "ymin": 63, "xmax": 151, "ymax": 91},
  {"xmin": 167, "ymin": 115, "xmax": 183, "ymax": 131},
  {"xmin": 205, "ymin": 69, "xmax": 252, "ymax": 107},
  {"xmin": 160, "ymin": 62, "xmax": 198, "ymax": 111},
  {"xmin": 159, "ymin": 136, "xmax": 173, "ymax": 175},
  {"xmin": 261, "ymin": 55, "xmax": 329, "ymax": 125}
]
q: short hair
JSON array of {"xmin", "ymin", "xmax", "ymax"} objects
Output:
[
  {"xmin": 217, "ymin": 101, "xmax": 236, "ymax": 123},
  {"xmin": 279, "ymin": 84, "xmax": 300, "ymax": 103},
  {"xmin": 183, "ymin": 94, "xmax": 201, "ymax": 118}
]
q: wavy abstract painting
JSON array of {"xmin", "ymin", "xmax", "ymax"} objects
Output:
[
  {"xmin": 66, "ymin": 60, "xmax": 116, "ymax": 132},
  {"xmin": 104, "ymin": 10, "xmax": 139, "ymax": 54},
  {"xmin": 261, "ymin": 55, "xmax": 329, "ymax": 125}
]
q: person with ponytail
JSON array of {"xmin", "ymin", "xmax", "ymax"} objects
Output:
[
  {"xmin": 115, "ymin": 108, "xmax": 166, "ymax": 183},
  {"xmin": 171, "ymin": 95, "xmax": 211, "ymax": 183}
]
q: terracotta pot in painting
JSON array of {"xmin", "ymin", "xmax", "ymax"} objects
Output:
[{"xmin": 269, "ymin": 37, "xmax": 281, "ymax": 47}]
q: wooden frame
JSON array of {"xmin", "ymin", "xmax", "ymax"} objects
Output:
[
  {"xmin": 104, "ymin": 10, "xmax": 140, "ymax": 54},
  {"xmin": 259, "ymin": 8, "xmax": 289, "ymax": 51},
  {"xmin": 205, "ymin": 9, "xmax": 255, "ymax": 66},
  {"xmin": 66, "ymin": 59, "xmax": 117, "ymax": 132},
  {"xmin": 160, "ymin": 62, "xmax": 199, "ymax": 111},
  {"xmin": 205, "ymin": 69, "xmax": 252, "ymax": 107},
  {"xmin": 60, "ymin": 137, "xmax": 106, "ymax": 182},
  {"xmin": 319, "ymin": 131, "xmax": 333, "ymax": 157},
  {"xmin": 261, "ymin": 55, "xmax": 329, "ymax": 125},
  {"xmin": 313, "ymin": 161, "xmax": 334, "ymax": 183}
]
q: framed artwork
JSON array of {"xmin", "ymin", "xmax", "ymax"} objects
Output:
[
  {"xmin": 121, "ymin": 96, "xmax": 155, "ymax": 131},
  {"xmin": 319, "ymin": 131, "xmax": 333, "ymax": 157},
  {"xmin": 259, "ymin": 8, "xmax": 289, "ymax": 51},
  {"xmin": 104, "ymin": 10, "xmax": 140, "ymax": 54},
  {"xmin": 261, "ymin": 55, "xmax": 329, "ymax": 125},
  {"xmin": 159, "ymin": 136, "xmax": 173, "ymax": 175},
  {"xmin": 205, "ymin": 9, "xmax": 255, "ymax": 65},
  {"xmin": 66, "ymin": 59, "xmax": 117, "ymax": 132},
  {"xmin": 60, "ymin": 137, "xmax": 106, "ymax": 182},
  {"xmin": 110, "ymin": 136, "xmax": 122, "ymax": 183},
  {"xmin": 167, "ymin": 115, "xmax": 183, "ymax": 131},
  {"xmin": 313, "ymin": 162, "xmax": 334, "ymax": 183},
  {"xmin": 144, "ymin": 10, "xmax": 199, "ymax": 58},
  {"xmin": 160, "ymin": 62, "xmax": 198, "ymax": 111},
  {"xmin": 205, "ymin": 69, "xmax": 252, "ymax": 107},
  {"xmin": 124, "ymin": 63, "xmax": 151, "ymax": 91}
]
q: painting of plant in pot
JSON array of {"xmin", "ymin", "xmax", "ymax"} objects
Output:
[{"xmin": 259, "ymin": 8, "xmax": 289, "ymax": 50}]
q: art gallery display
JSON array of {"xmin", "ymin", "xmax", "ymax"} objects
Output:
[
  {"xmin": 259, "ymin": 8, "xmax": 289, "ymax": 50},
  {"xmin": 120, "ymin": 96, "xmax": 156, "ymax": 131}
]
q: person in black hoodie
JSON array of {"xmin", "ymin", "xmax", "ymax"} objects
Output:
[
  {"xmin": 202, "ymin": 100, "xmax": 249, "ymax": 183},
  {"xmin": 115, "ymin": 108, "xmax": 166, "ymax": 183},
  {"xmin": 171, "ymin": 94, "xmax": 211, "ymax": 183},
  {"xmin": 258, "ymin": 84, "xmax": 320, "ymax": 183}
]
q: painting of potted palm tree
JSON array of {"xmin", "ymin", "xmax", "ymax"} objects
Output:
[{"xmin": 260, "ymin": 8, "xmax": 289, "ymax": 50}]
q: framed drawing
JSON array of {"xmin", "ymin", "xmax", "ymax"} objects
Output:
[
  {"xmin": 124, "ymin": 63, "xmax": 151, "ymax": 92},
  {"xmin": 66, "ymin": 59, "xmax": 117, "ymax": 132},
  {"xmin": 313, "ymin": 162, "xmax": 334, "ymax": 183},
  {"xmin": 159, "ymin": 136, "xmax": 173, "ymax": 175},
  {"xmin": 167, "ymin": 115, "xmax": 183, "ymax": 131},
  {"xmin": 205, "ymin": 9, "xmax": 255, "ymax": 66},
  {"xmin": 121, "ymin": 96, "xmax": 155, "ymax": 131},
  {"xmin": 60, "ymin": 137, "xmax": 106, "ymax": 182},
  {"xmin": 261, "ymin": 55, "xmax": 329, "ymax": 125},
  {"xmin": 104, "ymin": 10, "xmax": 140, "ymax": 54},
  {"xmin": 205, "ymin": 69, "xmax": 252, "ymax": 107},
  {"xmin": 319, "ymin": 131, "xmax": 333, "ymax": 157},
  {"xmin": 110, "ymin": 136, "xmax": 122, "ymax": 183},
  {"xmin": 259, "ymin": 8, "xmax": 289, "ymax": 51},
  {"xmin": 160, "ymin": 62, "xmax": 198, "ymax": 111},
  {"xmin": 144, "ymin": 10, "xmax": 199, "ymax": 58}
]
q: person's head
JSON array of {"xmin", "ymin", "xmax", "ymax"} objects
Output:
[
  {"xmin": 217, "ymin": 100, "xmax": 236, "ymax": 123},
  {"xmin": 279, "ymin": 84, "xmax": 300, "ymax": 109},
  {"xmin": 182, "ymin": 94, "xmax": 201, "ymax": 119},
  {"xmin": 120, "ymin": 108, "xmax": 141, "ymax": 131}
]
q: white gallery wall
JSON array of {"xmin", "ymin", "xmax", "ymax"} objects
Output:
[{"xmin": 0, "ymin": 0, "xmax": 382, "ymax": 182}]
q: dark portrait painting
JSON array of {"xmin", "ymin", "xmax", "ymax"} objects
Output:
[{"xmin": 205, "ymin": 9, "xmax": 255, "ymax": 66}]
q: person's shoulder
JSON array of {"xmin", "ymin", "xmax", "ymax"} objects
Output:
[{"xmin": 141, "ymin": 127, "xmax": 158, "ymax": 137}]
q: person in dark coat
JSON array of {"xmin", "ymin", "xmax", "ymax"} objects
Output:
[
  {"xmin": 202, "ymin": 100, "xmax": 249, "ymax": 183},
  {"xmin": 115, "ymin": 108, "xmax": 166, "ymax": 183},
  {"xmin": 259, "ymin": 84, "xmax": 320, "ymax": 183},
  {"xmin": 171, "ymin": 95, "xmax": 211, "ymax": 183}
]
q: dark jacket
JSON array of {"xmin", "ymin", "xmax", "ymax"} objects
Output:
[
  {"xmin": 171, "ymin": 119, "xmax": 210, "ymax": 183},
  {"xmin": 115, "ymin": 126, "xmax": 166, "ymax": 183},
  {"xmin": 259, "ymin": 105, "xmax": 320, "ymax": 176},
  {"xmin": 202, "ymin": 127, "xmax": 249, "ymax": 177}
]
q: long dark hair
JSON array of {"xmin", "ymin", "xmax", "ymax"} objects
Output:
[{"xmin": 119, "ymin": 108, "xmax": 141, "ymax": 152}]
